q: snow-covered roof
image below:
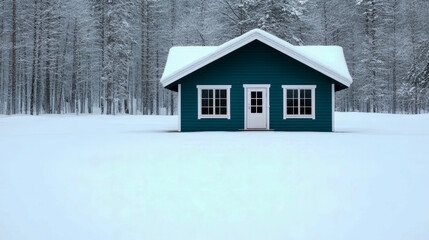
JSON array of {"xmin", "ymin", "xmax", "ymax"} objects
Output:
[{"xmin": 161, "ymin": 29, "xmax": 353, "ymax": 88}]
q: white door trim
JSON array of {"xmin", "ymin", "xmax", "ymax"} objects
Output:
[{"xmin": 243, "ymin": 84, "xmax": 270, "ymax": 130}]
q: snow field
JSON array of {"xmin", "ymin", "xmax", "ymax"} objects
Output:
[{"xmin": 0, "ymin": 113, "xmax": 428, "ymax": 240}]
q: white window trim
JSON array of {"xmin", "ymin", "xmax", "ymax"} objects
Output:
[
  {"xmin": 282, "ymin": 85, "xmax": 316, "ymax": 120},
  {"xmin": 197, "ymin": 85, "xmax": 231, "ymax": 119}
]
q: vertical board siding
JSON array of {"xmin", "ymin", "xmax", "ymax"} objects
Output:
[{"xmin": 179, "ymin": 40, "xmax": 333, "ymax": 132}]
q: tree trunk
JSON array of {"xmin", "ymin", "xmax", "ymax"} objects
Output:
[
  {"xmin": 30, "ymin": 0, "xmax": 38, "ymax": 115},
  {"xmin": 36, "ymin": 12, "xmax": 43, "ymax": 115},
  {"xmin": 44, "ymin": 8, "xmax": 52, "ymax": 114},
  {"xmin": 141, "ymin": 1, "xmax": 147, "ymax": 114},
  {"xmin": 392, "ymin": 0, "xmax": 398, "ymax": 114},
  {"xmin": 87, "ymin": 55, "xmax": 92, "ymax": 114},
  {"xmin": 8, "ymin": 0, "xmax": 17, "ymax": 114},
  {"xmin": 23, "ymin": 49, "xmax": 28, "ymax": 114},
  {"xmin": 145, "ymin": 1, "xmax": 151, "ymax": 115},
  {"xmin": 71, "ymin": 18, "xmax": 78, "ymax": 114},
  {"xmin": 56, "ymin": 23, "xmax": 69, "ymax": 114},
  {"xmin": 169, "ymin": 0, "xmax": 176, "ymax": 116},
  {"xmin": 100, "ymin": 0, "xmax": 106, "ymax": 114},
  {"xmin": 156, "ymin": 50, "xmax": 159, "ymax": 115},
  {"xmin": 322, "ymin": 0, "xmax": 328, "ymax": 45},
  {"xmin": 0, "ymin": 18, "xmax": 3, "ymax": 115}
]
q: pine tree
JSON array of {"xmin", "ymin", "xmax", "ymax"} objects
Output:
[
  {"xmin": 358, "ymin": 0, "xmax": 386, "ymax": 112},
  {"xmin": 104, "ymin": 0, "xmax": 135, "ymax": 114}
]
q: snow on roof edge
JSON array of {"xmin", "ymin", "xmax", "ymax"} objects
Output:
[
  {"xmin": 161, "ymin": 29, "xmax": 353, "ymax": 89},
  {"xmin": 162, "ymin": 46, "xmax": 218, "ymax": 81}
]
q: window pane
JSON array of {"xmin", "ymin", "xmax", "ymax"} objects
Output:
[
  {"xmin": 257, "ymin": 92, "xmax": 262, "ymax": 98},
  {"xmin": 220, "ymin": 99, "xmax": 226, "ymax": 107},
  {"xmin": 294, "ymin": 90, "xmax": 298, "ymax": 98},
  {"xmin": 287, "ymin": 107, "xmax": 294, "ymax": 115},
  {"xmin": 215, "ymin": 107, "xmax": 226, "ymax": 115},
  {"xmin": 208, "ymin": 108, "xmax": 213, "ymax": 114},
  {"xmin": 215, "ymin": 90, "xmax": 220, "ymax": 98},
  {"xmin": 287, "ymin": 99, "xmax": 294, "ymax": 106},
  {"xmin": 202, "ymin": 99, "xmax": 208, "ymax": 107},
  {"xmin": 209, "ymin": 90, "xmax": 213, "ymax": 98},
  {"xmin": 251, "ymin": 99, "xmax": 256, "ymax": 105},
  {"xmin": 300, "ymin": 89, "xmax": 305, "ymax": 97},
  {"xmin": 202, "ymin": 90, "xmax": 209, "ymax": 98},
  {"xmin": 305, "ymin": 107, "xmax": 312, "ymax": 115},
  {"xmin": 202, "ymin": 107, "xmax": 209, "ymax": 114},
  {"xmin": 305, "ymin": 90, "xmax": 311, "ymax": 98},
  {"xmin": 251, "ymin": 107, "xmax": 256, "ymax": 113},
  {"xmin": 300, "ymin": 99, "xmax": 305, "ymax": 106},
  {"xmin": 208, "ymin": 99, "xmax": 213, "ymax": 106},
  {"xmin": 293, "ymin": 107, "xmax": 298, "ymax": 115},
  {"xmin": 220, "ymin": 90, "xmax": 226, "ymax": 98},
  {"xmin": 300, "ymin": 107, "xmax": 305, "ymax": 114},
  {"xmin": 287, "ymin": 90, "xmax": 293, "ymax": 98},
  {"xmin": 257, "ymin": 107, "xmax": 263, "ymax": 113},
  {"xmin": 251, "ymin": 92, "xmax": 256, "ymax": 98},
  {"xmin": 257, "ymin": 99, "xmax": 262, "ymax": 106},
  {"xmin": 293, "ymin": 99, "xmax": 298, "ymax": 106},
  {"xmin": 215, "ymin": 99, "xmax": 220, "ymax": 107},
  {"xmin": 305, "ymin": 99, "xmax": 311, "ymax": 106}
]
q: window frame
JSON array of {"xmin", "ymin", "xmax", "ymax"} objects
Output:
[
  {"xmin": 282, "ymin": 85, "xmax": 316, "ymax": 119},
  {"xmin": 197, "ymin": 85, "xmax": 231, "ymax": 119}
]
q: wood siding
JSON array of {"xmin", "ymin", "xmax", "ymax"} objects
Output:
[{"xmin": 177, "ymin": 40, "xmax": 334, "ymax": 132}]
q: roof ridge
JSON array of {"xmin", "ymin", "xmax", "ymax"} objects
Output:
[{"xmin": 161, "ymin": 29, "xmax": 353, "ymax": 88}]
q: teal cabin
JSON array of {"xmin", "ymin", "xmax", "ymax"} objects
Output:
[{"xmin": 160, "ymin": 29, "xmax": 353, "ymax": 132}]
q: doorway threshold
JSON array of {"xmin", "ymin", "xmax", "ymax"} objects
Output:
[{"xmin": 239, "ymin": 129, "xmax": 275, "ymax": 131}]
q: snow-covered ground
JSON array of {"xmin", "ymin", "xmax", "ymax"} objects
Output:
[{"xmin": 0, "ymin": 113, "xmax": 428, "ymax": 240}]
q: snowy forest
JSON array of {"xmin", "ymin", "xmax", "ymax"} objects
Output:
[{"xmin": 0, "ymin": 0, "xmax": 428, "ymax": 115}]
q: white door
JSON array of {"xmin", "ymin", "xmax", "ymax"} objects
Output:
[{"xmin": 246, "ymin": 87, "xmax": 268, "ymax": 129}]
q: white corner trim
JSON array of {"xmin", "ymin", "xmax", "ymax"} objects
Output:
[
  {"xmin": 197, "ymin": 85, "xmax": 231, "ymax": 119},
  {"xmin": 178, "ymin": 84, "xmax": 181, "ymax": 132},
  {"xmin": 282, "ymin": 85, "xmax": 316, "ymax": 120},
  {"xmin": 332, "ymin": 84, "xmax": 335, "ymax": 132},
  {"xmin": 161, "ymin": 29, "xmax": 352, "ymax": 88}
]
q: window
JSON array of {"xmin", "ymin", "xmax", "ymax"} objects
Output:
[
  {"xmin": 250, "ymin": 91, "xmax": 263, "ymax": 113},
  {"xmin": 282, "ymin": 85, "xmax": 316, "ymax": 119},
  {"xmin": 197, "ymin": 85, "xmax": 231, "ymax": 119}
]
